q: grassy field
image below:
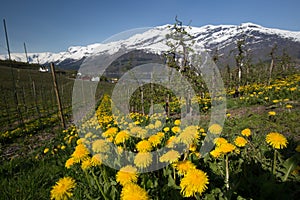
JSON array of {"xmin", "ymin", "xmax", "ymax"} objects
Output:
[
  {"xmin": 0, "ymin": 63, "xmax": 73, "ymax": 137},
  {"xmin": 0, "ymin": 60, "xmax": 300, "ymax": 199},
  {"xmin": 0, "ymin": 61, "xmax": 114, "ymax": 143}
]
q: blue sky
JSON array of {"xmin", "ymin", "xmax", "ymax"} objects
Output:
[{"xmin": 0, "ymin": 0, "xmax": 299, "ymax": 53}]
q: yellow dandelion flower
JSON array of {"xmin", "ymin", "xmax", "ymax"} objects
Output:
[
  {"xmin": 156, "ymin": 131, "xmax": 164, "ymax": 138},
  {"xmin": 234, "ymin": 136, "xmax": 247, "ymax": 147},
  {"xmin": 290, "ymin": 87, "xmax": 297, "ymax": 91},
  {"xmin": 53, "ymin": 148, "xmax": 58, "ymax": 154},
  {"xmin": 84, "ymin": 132, "xmax": 93, "ymax": 138},
  {"xmin": 92, "ymin": 139, "xmax": 110, "ymax": 153},
  {"xmin": 189, "ymin": 143, "xmax": 197, "ymax": 152},
  {"xmin": 180, "ymin": 169, "xmax": 209, "ymax": 197},
  {"xmin": 218, "ymin": 143, "xmax": 236, "ymax": 154},
  {"xmin": 147, "ymin": 124, "xmax": 155, "ymax": 129},
  {"xmin": 115, "ymin": 130, "xmax": 130, "ymax": 145},
  {"xmin": 199, "ymin": 128, "xmax": 205, "ymax": 133},
  {"xmin": 65, "ymin": 157, "xmax": 75, "ymax": 169},
  {"xmin": 76, "ymin": 138, "xmax": 87, "ymax": 145},
  {"xmin": 208, "ymin": 124, "xmax": 222, "ymax": 134},
  {"xmin": 241, "ymin": 128, "xmax": 251, "ymax": 137},
  {"xmin": 116, "ymin": 165, "xmax": 138, "ymax": 186},
  {"xmin": 171, "ymin": 126, "xmax": 181, "ymax": 134},
  {"xmin": 50, "ymin": 177, "xmax": 76, "ymax": 200},
  {"xmin": 91, "ymin": 154, "xmax": 102, "ymax": 166},
  {"xmin": 106, "ymin": 136, "xmax": 114, "ymax": 143},
  {"xmin": 148, "ymin": 134, "xmax": 162, "ymax": 148},
  {"xmin": 174, "ymin": 119, "xmax": 181, "ymax": 126},
  {"xmin": 266, "ymin": 132, "xmax": 288, "ymax": 149},
  {"xmin": 268, "ymin": 111, "xmax": 276, "ymax": 116},
  {"xmin": 272, "ymin": 99, "xmax": 280, "ymax": 104},
  {"xmin": 163, "ymin": 127, "xmax": 170, "ymax": 132},
  {"xmin": 154, "ymin": 120, "xmax": 162, "ymax": 129},
  {"xmin": 81, "ymin": 158, "xmax": 92, "ymax": 171},
  {"xmin": 120, "ymin": 183, "xmax": 149, "ymax": 200},
  {"xmin": 72, "ymin": 144, "xmax": 89, "ymax": 163},
  {"xmin": 173, "ymin": 160, "xmax": 196, "ymax": 175},
  {"xmin": 159, "ymin": 150, "xmax": 180, "ymax": 163},
  {"xmin": 214, "ymin": 137, "xmax": 228, "ymax": 146},
  {"xmin": 44, "ymin": 148, "xmax": 49, "ymax": 154},
  {"xmin": 130, "ymin": 126, "xmax": 143, "ymax": 135},
  {"xmin": 136, "ymin": 140, "xmax": 152, "ymax": 152},
  {"xmin": 210, "ymin": 148, "xmax": 222, "ymax": 158},
  {"xmin": 131, "ymin": 127, "xmax": 148, "ymax": 139},
  {"xmin": 102, "ymin": 127, "xmax": 118, "ymax": 138},
  {"xmin": 177, "ymin": 126, "xmax": 199, "ymax": 146},
  {"xmin": 166, "ymin": 136, "xmax": 177, "ymax": 148},
  {"xmin": 295, "ymin": 145, "xmax": 300, "ymax": 152},
  {"xmin": 117, "ymin": 146, "xmax": 124, "ymax": 155},
  {"xmin": 67, "ymin": 136, "xmax": 75, "ymax": 144},
  {"xmin": 286, "ymin": 104, "xmax": 293, "ymax": 109},
  {"xmin": 61, "ymin": 145, "xmax": 66, "ymax": 150},
  {"xmin": 134, "ymin": 152, "xmax": 152, "ymax": 168}
]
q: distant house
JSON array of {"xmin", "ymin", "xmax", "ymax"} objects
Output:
[
  {"xmin": 77, "ymin": 72, "xmax": 82, "ymax": 77},
  {"xmin": 110, "ymin": 78, "xmax": 118, "ymax": 83},
  {"xmin": 91, "ymin": 76, "xmax": 100, "ymax": 82},
  {"xmin": 39, "ymin": 66, "xmax": 49, "ymax": 72}
]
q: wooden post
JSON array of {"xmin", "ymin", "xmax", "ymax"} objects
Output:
[
  {"xmin": 141, "ymin": 89, "xmax": 144, "ymax": 115},
  {"xmin": 187, "ymin": 89, "xmax": 191, "ymax": 114},
  {"xmin": 268, "ymin": 58, "xmax": 274, "ymax": 85},
  {"xmin": 81, "ymin": 79, "xmax": 86, "ymax": 105},
  {"xmin": 166, "ymin": 93, "xmax": 170, "ymax": 117},
  {"xmin": 2, "ymin": 87, "xmax": 12, "ymax": 128},
  {"xmin": 21, "ymin": 86, "xmax": 28, "ymax": 115},
  {"xmin": 24, "ymin": 42, "xmax": 29, "ymax": 63},
  {"xmin": 32, "ymin": 80, "xmax": 42, "ymax": 126},
  {"xmin": 3, "ymin": 18, "xmax": 24, "ymax": 127},
  {"xmin": 3, "ymin": 19, "xmax": 11, "ymax": 61},
  {"xmin": 150, "ymin": 72, "xmax": 154, "ymax": 115},
  {"xmin": 50, "ymin": 63, "xmax": 66, "ymax": 128}
]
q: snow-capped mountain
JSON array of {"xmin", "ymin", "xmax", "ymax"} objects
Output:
[{"xmin": 1, "ymin": 23, "xmax": 300, "ymax": 69}]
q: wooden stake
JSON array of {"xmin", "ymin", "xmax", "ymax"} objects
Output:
[
  {"xmin": 3, "ymin": 18, "xmax": 24, "ymax": 127},
  {"xmin": 50, "ymin": 63, "xmax": 66, "ymax": 128},
  {"xmin": 32, "ymin": 80, "xmax": 42, "ymax": 126},
  {"xmin": 150, "ymin": 72, "xmax": 154, "ymax": 115},
  {"xmin": 24, "ymin": 42, "xmax": 29, "ymax": 63},
  {"xmin": 141, "ymin": 89, "xmax": 144, "ymax": 115}
]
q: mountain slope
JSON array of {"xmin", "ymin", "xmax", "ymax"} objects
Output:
[{"xmin": 1, "ymin": 23, "xmax": 300, "ymax": 69}]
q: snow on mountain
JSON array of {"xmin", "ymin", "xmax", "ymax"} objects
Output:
[{"xmin": 0, "ymin": 23, "xmax": 299, "ymax": 67}]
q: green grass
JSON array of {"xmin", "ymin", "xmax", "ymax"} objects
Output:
[
  {"xmin": 0, "ymin": 63, "xmax": 73, "ymax": 131},
  {"xmin": 0, "ymin": 157, "xmax": 65, "ymax": 200},
  {"xmin": 0, "ymin": 61, "xmax": 114, "ymax": 143},
  {"xmin": 0, "ymin": 96, "xmax": 299, "ymax": 199},
  {"xmin": 0, "ymin": 60, "xmax": 299, "ymax": 199},
  {"xmin": 0, "ymin": 126, "xmax": 74, "ymax": 200}
]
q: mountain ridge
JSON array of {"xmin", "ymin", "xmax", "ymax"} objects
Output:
[{"xmin": 1, "ymin": 22, "xmax": 299, "ymax": 69}]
